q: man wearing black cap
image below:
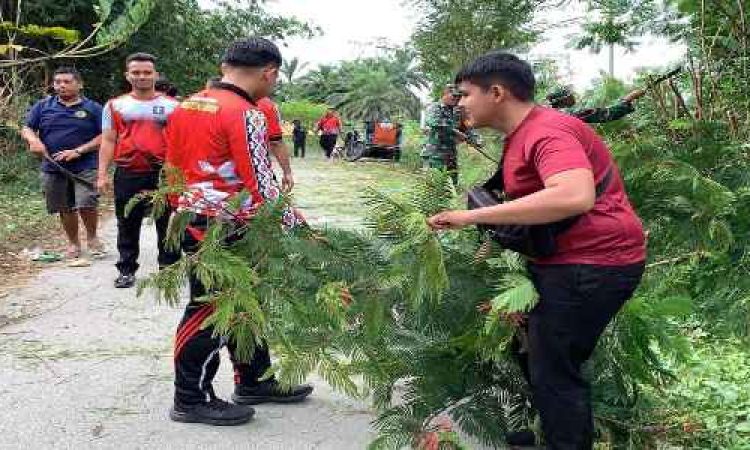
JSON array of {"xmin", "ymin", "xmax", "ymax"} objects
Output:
[{"xmin": 165, "ymin": 37, "xmax": 312, "ymax": 426}]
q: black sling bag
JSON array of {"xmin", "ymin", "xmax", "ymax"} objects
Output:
[{"xmin": 467, "ymin": 153, "xmax": 613, "ymax": 258}]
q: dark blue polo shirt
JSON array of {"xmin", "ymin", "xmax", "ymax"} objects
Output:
[{"xmin": 25, "ymin": 96, "xmax": 103, "ymax": 173}]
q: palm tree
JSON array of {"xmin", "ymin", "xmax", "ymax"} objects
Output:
[
  {"xmin": 326, "ymin": 50, "xmax": 428, "ymax": 120},
  {"xmin": 294, "ymin": 49, "xmax": 428, "ymax": 120},
  {"xmin": 327, "ymin": 68, "xmax": 423, "ymax": 121},
  {"xmin": 295, "ymin": 64, "xmax": 347, "ymax": 104},
  {"xmin": 280, "ymin": 57, "xmax": 309, "ymax": 84}
]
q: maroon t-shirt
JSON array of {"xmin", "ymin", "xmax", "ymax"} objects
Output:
[{"xmin": 502, "ymin": 106, "xmax": 646, "ymax": 265}]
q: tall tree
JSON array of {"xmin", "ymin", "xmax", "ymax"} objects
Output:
[
  {"xmin": 85, "ymin": 0, "xmax": 317, "ymax": 99},
  {"xmin": 571, "ymin": 0, "xmax": 655, "ymax": 77},
  {"xmin": 1, "ymin": 0, "xmax": 155, "ymax": 126},
  {"xmin": 1, "ymin": 0, "xmax": 156, "ymax": 70},
  {"xmin": 409, "ymin": 0, "xmax": 544, "ymax": 86},
  {"xmin": 2, "ymin": 0, "xmax": 317, "ymax": 101}
]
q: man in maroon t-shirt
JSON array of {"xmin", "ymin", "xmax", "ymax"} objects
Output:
[{"xmin": 428, "ymin": 52, "xmax": 646, "ymax": 449}]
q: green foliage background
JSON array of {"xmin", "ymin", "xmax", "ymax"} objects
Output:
[{"xmin": 3, "ymin": 0, "xmax": 750, "ymax": 448}]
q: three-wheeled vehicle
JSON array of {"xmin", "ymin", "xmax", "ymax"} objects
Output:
[{"xmin": 343, "ymin": 120, "xmax": 402, "ymax": 161}]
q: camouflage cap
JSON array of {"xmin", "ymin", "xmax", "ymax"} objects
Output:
[
  {"xmin": 445, "ymin": 83, "xmax": 461, "ymax": 98},
  {"xmin": 546, "ymin": 86, "xmax": 574, "ymax": 104}
]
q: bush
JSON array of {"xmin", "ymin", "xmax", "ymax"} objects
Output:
[
  {"xmin": 650, "ymin": 338, "xmax": 750, "ymax": 449},
  {"xmin": 398, "ymin": 120, "xmax": 424, "ymax": 171},
  {"xmin": 279, "ymin": 100, "xmax": 329, "ymax": 130}
]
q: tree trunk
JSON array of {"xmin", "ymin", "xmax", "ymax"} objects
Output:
[{"xmin": 608, "ymin": 44, "xmax": 615, "ymax": 77}]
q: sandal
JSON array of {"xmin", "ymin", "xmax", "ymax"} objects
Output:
[
  {"xmin": 65, "ymin": 246, "xmax": 81, "ymax": 260},
  {"xmin": 88, "ymin": 240, "xmax": 107, "ymax": 258},
  {"xmin": 68, "ymin": 258, "xmax": 92, "ymax": 267}
]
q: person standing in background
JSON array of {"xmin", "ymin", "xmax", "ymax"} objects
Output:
[
  {"xmin": 97, "ymin": 52, "xmax": 181, "ymax": 289},
  {"xmin": 316, "ymin": 108, "xmax": 341, "ymax": 160},
  {"xmin": 21, "ymin": 67, "xmax": 104, "ymax": 260},
  {"xmin": 546, "ymin": 85, "xmax": 646, "ymax": 124},
  {"xmin": 292, "ymin": 119, "xmax": 306, "ymax": 158},
  {"xmin": 420, "ymin": 85, "xmax": 466, "ymax": 185}
]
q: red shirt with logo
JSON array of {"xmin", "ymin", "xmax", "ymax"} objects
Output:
[
  {"xmin": 102, "ymin": 93, "xmax": 178, "ymax": 172},
  {"xmin": 502, "ymin": 106, "xmax": 646, "ymax": 265},
  {"xmin": 165, "ymin": 85, "xmax": 299, "ymax": 227}
]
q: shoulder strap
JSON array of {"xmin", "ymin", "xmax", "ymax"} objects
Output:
[
  {"xmin": 481, "ymin": 144, "xmax": 508, "ymax": 192},
  {"xmin": 594, "ymin": 166, "xmax": 613, "ymax": 198}
]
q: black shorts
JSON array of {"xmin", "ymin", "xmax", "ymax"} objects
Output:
[{"xmin": 41, "ymin": 169, "xmax": 99, "ymax": 214}]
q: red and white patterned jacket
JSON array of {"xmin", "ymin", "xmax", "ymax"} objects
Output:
[{"xmin": 165, "ymin": 83, "xmax": 299, "ymax": 227}]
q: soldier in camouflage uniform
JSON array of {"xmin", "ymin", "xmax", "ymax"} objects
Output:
[
  {"xmin": 421, "ymin": 85, "xmax": 466, "ymax": 184},
  {"xmin": 547, "ymin": 85, "xmax": 646, "ymax": 124}
]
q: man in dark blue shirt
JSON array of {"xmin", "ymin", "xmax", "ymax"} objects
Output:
[{"xmin": 21, "ymin": 67, "xmax": 104, "ymax": 259}]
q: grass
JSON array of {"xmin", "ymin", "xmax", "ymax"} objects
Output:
[
  {"xmin": 397, "ymin": 124, "xmax": 500, "ymax": 191},
  {"xmin": 0, "ymin": 146, "xmax": 57, "ymax": 253},
  {"xmin": 289, "ymin": 139, "xmax": 414, "ymax": 229}
]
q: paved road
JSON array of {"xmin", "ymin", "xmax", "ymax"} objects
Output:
[{"xmin": 0, "ymin": 158, "xmax": 384, "ymax": 450}]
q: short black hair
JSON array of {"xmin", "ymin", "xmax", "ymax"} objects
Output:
[
  {"xmin": 53, "ymin": 66, "xmax": 82, "ymax": 82},
  {"xmin": 125, "ymin": 52, "xmax": 157, "ymax": 68},
  {"xmin": 455, "ymin": 51, "xmax": 535, "ymax": 102},
  {"xmin": 155, "ymin": 76, "xmax": 178, "ymax": 96},
  {"xmin": 222, "ymin": 37, "xmax": 282, "ymax": 68}
]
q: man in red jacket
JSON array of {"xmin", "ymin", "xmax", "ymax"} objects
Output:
[
  {"xmin": 208, "ymin": 77, "xmax": 294, "ymax": 192},
  {"xmin": 428, "ymin": 52, "xmax": 646, "ymax": 449},
  {"xmin": 165, "ymin": 37, "xmax": 311, "ymax": 426}
]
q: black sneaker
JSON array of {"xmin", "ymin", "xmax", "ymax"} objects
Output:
[
  {"xmin": 232, "ymin": 380, "xmax": 313, "ymax": 405},
  {"xmin": 506, "ymin": 429, "xmax": 537, "ymax": 448},
  {"xmin": 170, "ymin": 398, "xmax": 255, "ymax": 426},
  {"xmin": 114, "ymin": 273, "xmax": 136, "ymax": 288}
]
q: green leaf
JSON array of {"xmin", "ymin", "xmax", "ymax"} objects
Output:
[
  {"xmin": 653, "ymin": 295, "xmax": 693, "ymax": 317},
  {"xmin": 489, "ymin": 274, "xmax": 539, "ymax": 314}
]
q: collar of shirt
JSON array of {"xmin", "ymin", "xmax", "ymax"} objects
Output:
[
  {"xmin": 54, "ymin": 96, "xmax": 86, "ymax": 107},
  {"xmin": 504, "ymin": 105, "xmax": 542, "ymax": 143},
  {"xmin": 212, "ymin": 82, "xmax": 258, "ymax": 105}
]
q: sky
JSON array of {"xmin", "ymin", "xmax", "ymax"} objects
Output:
[{"xmin": 263, "ymin": 0, "xmax": 685, "ymax": 90}]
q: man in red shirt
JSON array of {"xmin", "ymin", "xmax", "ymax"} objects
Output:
[
  {"xmin": 165, "ymin": 38, "xmax": 311, "ymax": 426},
  {"xmin": 316, "ymin": 108, "xmax": 341, "ymax": 159},
  {"xmin": 428, "ymin": 52, "xmax": 646, "ymax": 449},
  {"xmin": 207, "ymin": 76, "xmax": 293, "ymax": 191},
  {"xmin": 98, "ymin": 53, "xmax": 181, "ymax": 288}
]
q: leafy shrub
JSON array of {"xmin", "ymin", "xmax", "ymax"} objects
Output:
[{"xmin": 279, "ymin": 100, "xmax": 329, "ymax": 130}]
